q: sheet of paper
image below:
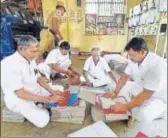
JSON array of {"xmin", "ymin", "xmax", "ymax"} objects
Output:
[{"xmin": 67, "ymin": 121, "xmax": 118, "ymax": 137}]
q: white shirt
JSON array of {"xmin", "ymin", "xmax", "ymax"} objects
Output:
[
  {"xmin": 84, "ymin": 56, "xmax": 111, "ymax": 79},
  {"xmin": 125, "ymin": 52, "xmax": 167, "ymax": 102},
  {"xmin": 44, "ymin": 48, "xmax": 71, "ymax": 67},
  {"xmin": 1, "ymin": 52, "xmax": 41, "ymax": 96}
]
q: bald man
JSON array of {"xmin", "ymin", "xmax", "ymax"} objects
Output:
[{"xmin": 80, "ymin": 47, "xmax": 117, "ymax": 89}]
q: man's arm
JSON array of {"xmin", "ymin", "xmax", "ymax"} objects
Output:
[
  {"xmin": 126, "ymin": 89, "xmax": 153, "ymax": 110},
  {"xmin": 113, "ymin": 73, "xmax": 129, "ymax": 94},
  {"xmin": 108, "ymin": 71, "xmax": 117, "ymax": 84},
  {"xmin": 50, "ymin": 63, "xmax": 68, "ymax": 74},
  {"xmin": 83, "ymin": 70, "xmax": 90, "ymax": 82},
  {"xmin": 16, "ymin": 88, "xmax": 51, "ymax": 102},
  {"xmin": 37, "ymin": 77, "xmax": 63, "ymax": 96},
  {"xmin": 112, "ymin": 89, "xmax": 153, "ymax": 111},
  {"xmin": 16, "ymin": 88, "xmax": 65, "ymax": 103},
  {"xmin": 103, "ymin": 73, "xmax": 129, "ymax": 98},
  {"xmin": 52, "ymin": 17, "xmax": 63, "ymax": 40}
]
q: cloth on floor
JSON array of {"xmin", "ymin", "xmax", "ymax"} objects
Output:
[{"xmin": 104, "ymin": 54, "xmax": 128, "ymax": 74}]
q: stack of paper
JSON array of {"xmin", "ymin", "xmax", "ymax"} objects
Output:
[
  {"xmin": 95, "ymin": 96, "xmax": 129, "ymax": 121},
  {"xmin": 51, "ymin": 100, "xmax": 86, "ymax": 124},
  {"xmin": 78, "ymin": 87, "xmax": 105, "ymax": 105},
  {"xmin": 103, "ymin": 97, "xmax": 129, "ymax": 121},
  {"xmin": 67, "ymin": 121, "xmax": 118, "ymax": 137},
  {"xmin": 2, "ymin": 107, "xmax": 25, "ymax": 123}
]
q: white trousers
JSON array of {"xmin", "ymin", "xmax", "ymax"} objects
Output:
[
  {"xmin": 80, "ymin": 73, "xmax": 116, "ymax": 89},
  {"xmin": 4, "ymin": 84, "xmax": 64, "ymax": 128},
  {"xmin": 38, "ymin": 60, "xmax": 71, "ymax": 80},
  {"xmin": 118, "ymin": 81, "xmax": 167, "ymax": 124}
]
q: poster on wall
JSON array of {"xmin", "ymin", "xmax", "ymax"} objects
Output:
[
  {"xmin": 115, "ymin": 14, "xmax": 125, "ymax": 28},
  {"xmin": 85, "ymin": 14, "xmax": 97, "ymax": 35},
  {"xmin": 85, "ymin": 0, "xmax": 127, "ymax": 35},
  {"xmin": 96, "ymin": 14, "xmax": 125, "ymax": 35}
]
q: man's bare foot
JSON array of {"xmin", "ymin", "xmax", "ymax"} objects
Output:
[{"xmin": 128, "ymin": 116, "xmax": 136, "ymax": 127}]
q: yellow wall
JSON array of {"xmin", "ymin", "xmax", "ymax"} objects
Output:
[
  {"xmin": 42, "ymin": 0, "xmax": 165, "ymax": 53},
  {"xmin": 67, "ymin": 0, "xmax": 128, "ymax": 52}
]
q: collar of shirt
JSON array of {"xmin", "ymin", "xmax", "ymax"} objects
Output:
[
  {"xmin": 58, "ymin": 48, "xmax": 69, "ymax": 57},
  {"xmin": 91, "ymin": 56, "xmax": 101, "ymax": 66},
  {"xmin": 138, "ymin": 51, "xmax": 150, "ymax": 68},
  {"xmin": 15, "ymin": 52, "xmax": 30, "ymax": 64}
]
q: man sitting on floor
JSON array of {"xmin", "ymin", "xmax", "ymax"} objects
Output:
[
  {"xmin": 80, "ymin": 46, "xmax": 117, "ymax": 89},
  {"xmin": 1, "ymin": 35, "xmax": 65, "ymax": 128},
  {"xmin": 103, "ymin": 37, "xmax": 167, "ymax": 127},
  {"xmin": 38, "ymin": 41, "xmax": 80, "ymax": 83}
]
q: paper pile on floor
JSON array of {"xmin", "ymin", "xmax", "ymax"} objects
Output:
[
  {"xmin": 97, "ymin": 96, "xmax": 129, "ymax": 121},
  {"xmin": 78, "ymin": 87, "xmax": 105, "ymax": 105},
  {"xmin": 51, "ymin": 100, "xmax": 86, "ymax": 124},
  {"xmin": 2, "ymin": 107, "xmax": 25, "ymax": 123},
  {"xmin": 67, "ymin": 121, "xmax": 118, "ymax": 137}
]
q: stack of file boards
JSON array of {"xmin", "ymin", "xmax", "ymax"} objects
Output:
[
  {"xmin": 96, "ymin": 95, "xmax": 129, "ymax": 121},
  {"xmin": 51, "ymin": 99, "xmax": 86, "ymax": 124},
  {"xmin": 2, "ymin": 107, "xmax": 25, "ymax": 123}
]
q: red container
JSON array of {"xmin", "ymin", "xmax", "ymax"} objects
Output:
[{"xmin": 58, "ymin": 90, "xmax": 70, "ymax": 107}]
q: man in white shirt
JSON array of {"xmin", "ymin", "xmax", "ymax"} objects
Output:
[
  {"xmin": 38, "ymin": 41, "xmax": 80, "ymax": 82},
  {"xmin": 103, "ymin": 37, "xmax": 167, "ymax": 126},
  {"xmin": 80, "ymin": 47, "xmax": 117, "ymax": 89},
  {"xmin": 1, "ymin": 35, "xmax": 65, "ymax": 128}
]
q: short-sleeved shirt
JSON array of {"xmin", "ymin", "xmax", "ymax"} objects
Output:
[
  {"xmin": 1, "ymin": 52, "xmax": 41, "ymax": 96},
  {"xmin": 124, "ymin": 52, "xmax": 167, "ymax": 102},
  {"xmin": 46, "ymin": 11, "xmax": 61, "ymax": 30},
  {"xmin": 44, "ymin": 48, "xmax": 71, "ymax": 66},
  {"xmin": 84, "ymin": 56, "xmax": 111, "ymax": 79}
]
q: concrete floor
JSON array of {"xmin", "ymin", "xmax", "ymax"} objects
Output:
[{"xmin": 1, "ymin": 56, "xmax": 130, "ymax": 137}]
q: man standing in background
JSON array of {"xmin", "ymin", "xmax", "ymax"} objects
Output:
[{"xmin": 35, "ymin": 1, "xmax": 66, "ymax": 62}]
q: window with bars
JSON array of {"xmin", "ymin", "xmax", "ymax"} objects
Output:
[{"xmin": 85, "ymin": 0, "xmax": 127, "ymax": 35}]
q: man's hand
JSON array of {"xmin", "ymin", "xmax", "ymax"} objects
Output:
[
  {"xmin": 51, "ymin": 90, "xmax": 64, "ymax": 96},
  {"xmin": 60, "ymin": 36, "xmax": 63, "ymax": 40},
  {"xmin": 86, "ymin": 80, "xmax": 93, "ymax": 87},
  {"xmin": 67, "ymin": 69, "xmax": 74, "ymax": 77},
  {"xmin": 48, "ymin": 95, "xmax": 65, "ymax": 103},
  {"xmin": 112, "ymin": 103, "xmax": 128, "ymax": 112},
  {"xmin": 103, "ymin": 92, "xmax": 117, "ymax": 99}
]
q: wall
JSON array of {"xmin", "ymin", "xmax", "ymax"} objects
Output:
[
  {"xmin": 127, "ymin": 0, "xmax": 166, "ymax": 56},
  {"xmin": 42, "ymin": 0, "xmax": 164, "ymax": 53},
  {"xmin": 67, "ymin": 0, "xmax": 129, "ymax": 52}
]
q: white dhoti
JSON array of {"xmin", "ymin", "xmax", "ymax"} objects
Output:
[
  {"xmin": 3, "ymin": 84, "xmax": 64, "ymax": 128},
  {"xmin": 80, "ymin": 73, "xmax": 116, "ymax": 90},
  {"xmin": 118, "ymin": 81, "xmax": 167, "ymax": 124},
  {"xmin": 38, "ymin": 59, "xmax": 71, "ymax": 80}
]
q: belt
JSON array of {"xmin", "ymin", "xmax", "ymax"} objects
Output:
[
  {"xmin": 49, "ymin": 29, "xmax": 56, "ymax": 36},
  {"xmin": 42, "ymin": 27, "xmax": 56, "ymax": 36}
]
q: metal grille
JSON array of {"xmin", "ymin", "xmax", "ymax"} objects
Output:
[{"xmin": 86, "ymin": 0, "xmax": 127, "ymax": 16}]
